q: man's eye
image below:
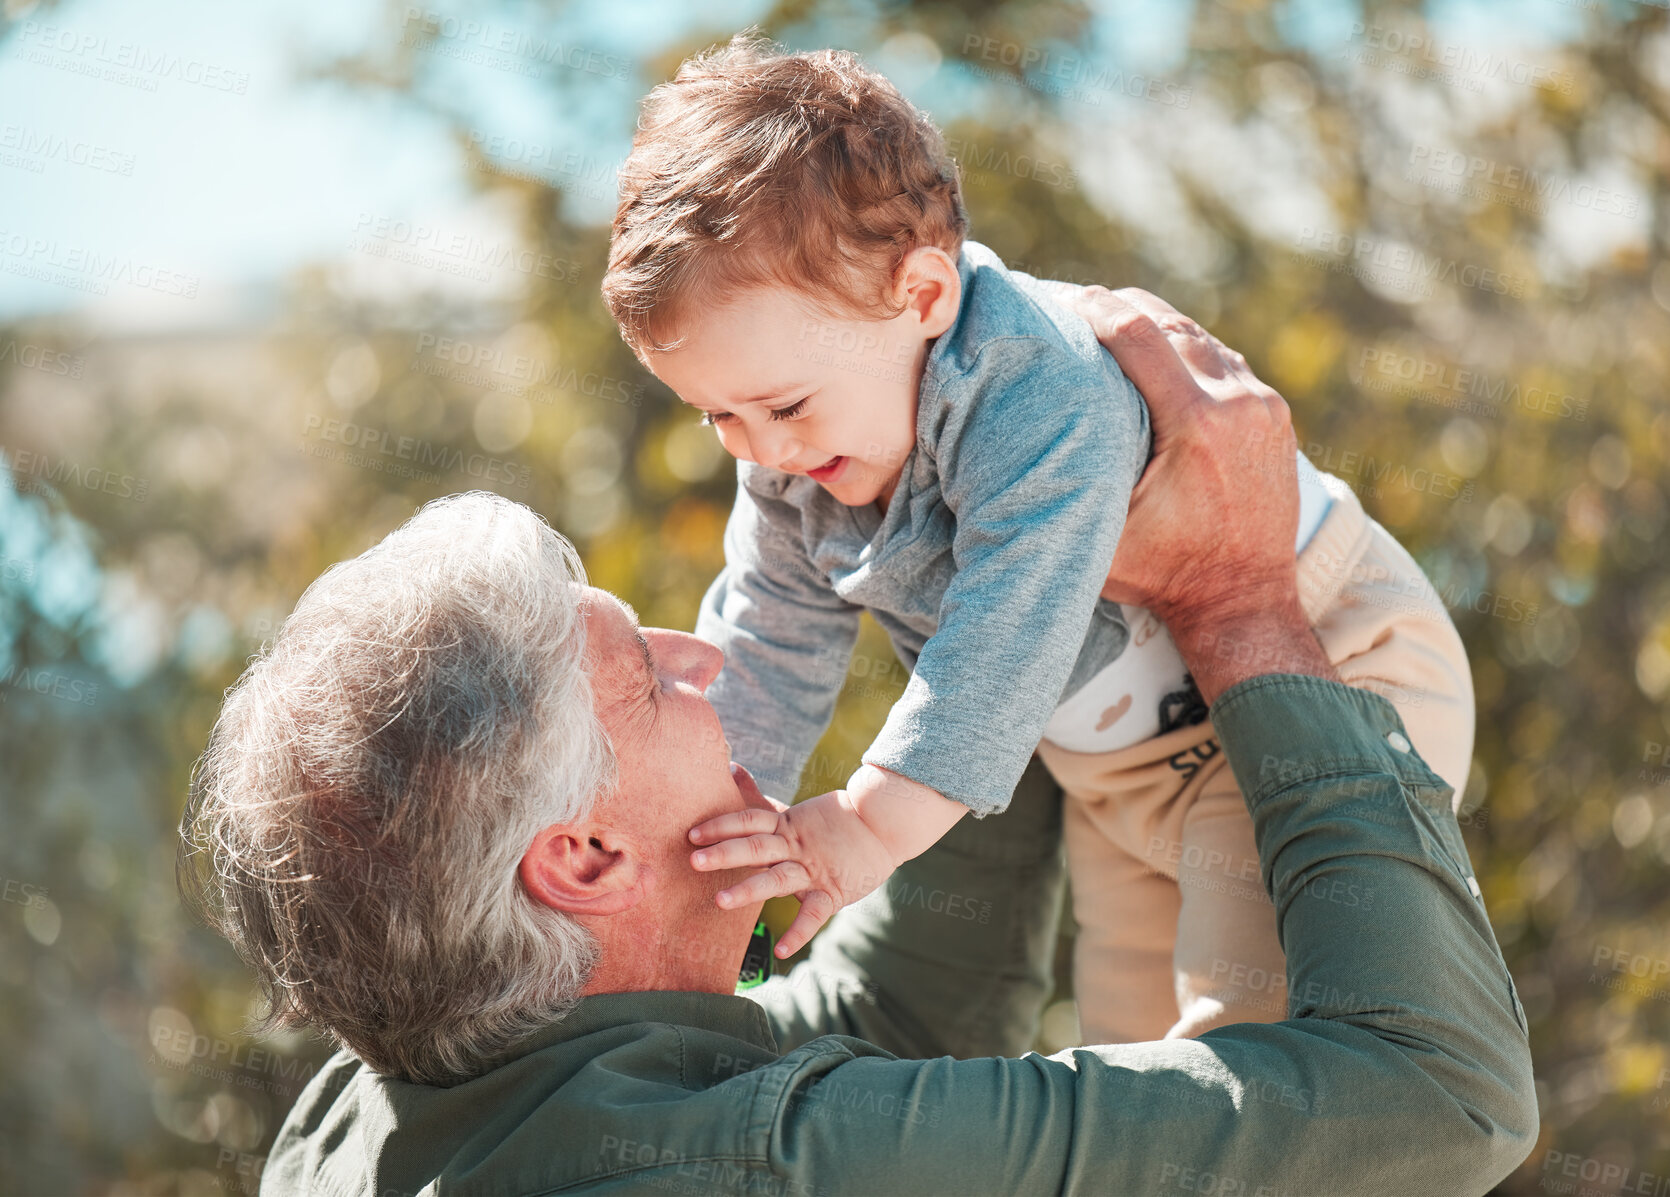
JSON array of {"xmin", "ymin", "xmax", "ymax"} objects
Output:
[{"xmin": 769, "ymin": 397, "xmax": 810, "ymax": 421}]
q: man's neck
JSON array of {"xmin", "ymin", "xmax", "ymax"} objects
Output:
[{"xmin": 578, "ymin": 913, "xmax": 751, "ymax": 998}]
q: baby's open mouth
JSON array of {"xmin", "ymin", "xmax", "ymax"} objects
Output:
[{"xmin": 807, "ymin": 457, "xmax": 847, "ymax": 483}]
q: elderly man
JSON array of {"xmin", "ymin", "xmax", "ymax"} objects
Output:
[{"xmin": 181, "ymin": 290, "xmax": 1536, "ymax": 1197}]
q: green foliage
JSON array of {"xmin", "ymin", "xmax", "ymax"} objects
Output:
[{"xmin": 1, "ymin": 1, "xmax": 1667, "ymax": 1191}]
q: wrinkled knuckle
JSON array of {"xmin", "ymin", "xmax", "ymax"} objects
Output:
[
  {"xmin": 1111, "ymin": 309, "xmax": 1164, "ymax": 346},
  {"xmin": 1154, "ymin": 314, "xmax": 1203, "ymax": 341},
  {"xmin": 1264, "ymin": 390, "xmax": 1294, "ymax": 425}
]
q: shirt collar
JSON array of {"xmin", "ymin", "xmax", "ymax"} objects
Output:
[{"xmin": 481, "ymin": 990, "xmax": 780, "ymax": 1070}]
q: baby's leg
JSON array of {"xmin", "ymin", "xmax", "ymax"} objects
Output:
[
  {"xmin": 1169, "ymin": 761, "xmax": 1288, "ymax": 1036},
  {"xmin": 1296, "ymin": 475, "xmax": 1477, "ymax": 801},
  {"xmin": 1042, "ymin": 717, "xmax": 1220, "ymax": 1046},
  {"xmin": 1063, "ymin": 795, "xmax": 1180, "ymax": 1044}
]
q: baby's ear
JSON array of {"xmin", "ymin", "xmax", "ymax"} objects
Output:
[{"xmin": 896, "ymin": 246, "xmax": 961, "ymax": 335}]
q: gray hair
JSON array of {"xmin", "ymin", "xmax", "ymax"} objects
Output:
[{"xmin": 179, "ymin": 491, "xmax": 615, "ymax": 1086}]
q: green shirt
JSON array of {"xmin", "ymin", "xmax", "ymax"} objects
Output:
[{"xmin": 260, "ymin": 676, "xmax": 1536, "ymax": 1197}]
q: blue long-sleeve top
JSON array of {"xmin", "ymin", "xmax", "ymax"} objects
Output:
[{"xmin": 694, "ymin": 240, "xmax": 1152, "ymax": 815}]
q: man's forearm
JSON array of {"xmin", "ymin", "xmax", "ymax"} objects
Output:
[
  {"xmin": 1046, "ymin": 677, "xmax": 1536, "ymax": 1194},
  {"xmin": 1160, "ymin": 589, "xmax": 1338, "ymax": 705},
  {"xmin": 761, "ymin": 679, "xmax": 1537, "ymax": 1197}
]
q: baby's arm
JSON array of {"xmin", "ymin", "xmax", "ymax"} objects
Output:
[
  {"xmin": 696, "ymin": 465, "xmax": 863, "ymax": 798},
  {"xmin": 689, "ymin": 765, "xmax": 966, "ymax": 958},
  {"xmin": 695, "ymin": 467, "xmax": 958, "ymax": 955}
]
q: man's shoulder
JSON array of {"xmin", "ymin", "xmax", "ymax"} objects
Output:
[
  {"xmin": 262, "ymin": 1049, "xmax": 374, "ymax": 1194},
  {"xmin": 257, "ymin": 1010, "xmax": 903, "ymax": 1196}
]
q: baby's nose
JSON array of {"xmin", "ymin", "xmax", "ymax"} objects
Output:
[{"xmin": 752, "ymin": 429, "xmax": 804, "ymax": 471}]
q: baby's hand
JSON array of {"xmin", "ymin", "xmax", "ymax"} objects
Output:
[{"xmin": 688, "ymin": 788, "xmax": 901, "ymax": 958}]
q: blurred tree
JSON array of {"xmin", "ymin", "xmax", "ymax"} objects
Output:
[{"xmin": 1, "ymin": 0, "xmax": 1667, "ymax": 1191}]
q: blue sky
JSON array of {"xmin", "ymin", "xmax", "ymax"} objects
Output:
[
  {"xmin": 0, "ymin": 0, "xmax": 1588, "ymax": 325},
  {"xmin": 0, "ymin": 0, "xmax": 754, "ymax": 323}
]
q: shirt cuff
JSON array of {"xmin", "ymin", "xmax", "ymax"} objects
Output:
[{"xmin": 1210, "ymin": 673, "xmax": 1456, "ymax": 811}]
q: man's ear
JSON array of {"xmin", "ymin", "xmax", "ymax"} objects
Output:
[
  {"xmin": 893, "ymin": 246, "xmax": 962, "ymax": 338},
  {"xmin": 519, "ymin": 825, "xmax": 647, "ymax": 916}
]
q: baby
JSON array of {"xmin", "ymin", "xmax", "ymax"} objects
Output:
[{"xmin": 602, "ymin": 35, "xmax": 1476, "ymax": 1042}]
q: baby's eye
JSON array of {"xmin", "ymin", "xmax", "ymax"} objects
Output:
[
  {"xmin": 699, "ymin": 410, "xmax": 733, "ymax": 427},
  {"xmin": 769, "ymin": 397, "xmax": 810, "ymax": 421}
]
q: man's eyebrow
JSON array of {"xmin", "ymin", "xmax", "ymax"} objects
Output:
[
  {"xmin": 634, "ymin": 629, "xmax": 654, "ymax": 684},
  {"xmin": 617, "ymin": 601, "xmax": 655, "ymax": 684}
]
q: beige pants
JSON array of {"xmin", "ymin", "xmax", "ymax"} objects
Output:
[{"xmin": 1037, "ymin": 474, "xmax": 1476, "ymax": 1045}]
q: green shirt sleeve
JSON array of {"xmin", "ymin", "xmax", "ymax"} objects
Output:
[
  {"xmin": 758, "ymin": 676, "xmax": 1537, "ymax": 1197},
  {"xmin": 746, "ymin": 753, "xmax": 1065, "ymax": 1060}
]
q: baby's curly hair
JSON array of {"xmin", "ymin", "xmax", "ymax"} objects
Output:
[{"xmin": 602, "ymin": 32, "xmax": 967, "ymax": 356}]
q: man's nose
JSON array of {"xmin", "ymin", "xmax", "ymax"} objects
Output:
[{"xmin": 648, "ymin": 629, "xmax": 724, "ymax": 691}]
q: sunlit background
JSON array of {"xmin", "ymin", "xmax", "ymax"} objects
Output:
[{"xmin": 1, "ymin": 0, "xmax": 1667, "ymax": 1191}]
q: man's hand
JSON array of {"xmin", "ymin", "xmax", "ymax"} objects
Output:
[
  {"xmin": 1057, "ymin": 285, "xmax": 1339, "ymax": 703},
  {"xmin": 688, "ymin": 766, "xmax": 967, "ymax": 958}
]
